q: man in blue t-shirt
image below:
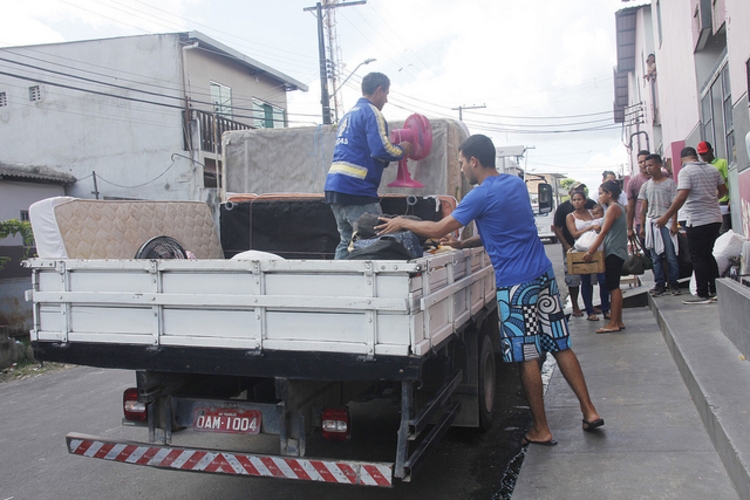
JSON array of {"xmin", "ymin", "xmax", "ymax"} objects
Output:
[{"xmin": 375, "ymin": 134, "xmax": 602, "ymax": 446}]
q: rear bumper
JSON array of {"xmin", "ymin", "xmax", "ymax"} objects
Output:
[
  {"xmin": 66, "ymin": 432, "xmax": 393, "ymax": 487},
  {"xmin": 33, "ymin": 342, "xmax": 423, "ymax": 381}
]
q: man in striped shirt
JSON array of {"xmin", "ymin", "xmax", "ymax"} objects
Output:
[{"xmin": 656, "ymin": 147, "xmax": 728, "ymax": 304}]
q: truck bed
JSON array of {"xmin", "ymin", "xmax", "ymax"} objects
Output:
[{"xmin": 28, "ymin": 248, "xmax": 496, "ymax": 379}]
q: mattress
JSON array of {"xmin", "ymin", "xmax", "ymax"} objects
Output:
[{"xmin": 29, "ymin": 197, "xmax": 223, "ymax": 259}]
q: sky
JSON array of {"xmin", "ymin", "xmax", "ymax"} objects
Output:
[{"xmin": 1, "ymin": 0, "xmax": 637, "ymax": 193}]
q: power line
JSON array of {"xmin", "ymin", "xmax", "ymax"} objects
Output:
[{"xmin": 0, "ymin": 55, "xmax": 320, "ymax": 119}]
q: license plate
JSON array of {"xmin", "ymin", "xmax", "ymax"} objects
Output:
[{"xmin": 192, "ymin": 408, "xmax": 261, "ymax": 435}]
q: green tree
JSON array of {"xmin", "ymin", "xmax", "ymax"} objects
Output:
[
  {"xmin": 0, "ymin": 219, "xmax": 35, "ymax": 270},
  {"xmin": 559, "ymin": 178, "xmax": 582, "ymax": 202}
]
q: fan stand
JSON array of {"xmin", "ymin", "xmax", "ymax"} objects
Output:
[{"xmin": 390, "ymin": 158, "xmax": 425, "ymax": 188}]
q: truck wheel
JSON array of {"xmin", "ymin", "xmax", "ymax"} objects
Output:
[{"xmin": 478, "ymin": 334, "xmax": 496, "ymax": 431}]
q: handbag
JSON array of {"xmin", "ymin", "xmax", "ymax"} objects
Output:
[{"xmin": 621, "ymin": 237, "xmax": 652, "ymax": 276}]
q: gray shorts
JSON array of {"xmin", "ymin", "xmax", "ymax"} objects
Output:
[{"xmin": 562, "ymin": 247, "xmax": 581, "ymax": 287}]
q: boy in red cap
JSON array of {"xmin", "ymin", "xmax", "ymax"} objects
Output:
[{"xmin": 697, "ymin": 141, "xmax": 730, "ymax": 233}]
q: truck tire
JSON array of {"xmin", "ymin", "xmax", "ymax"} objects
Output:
[{"xmin": 478, "ymin": 333, "xmax": 496, "ymax": 431}]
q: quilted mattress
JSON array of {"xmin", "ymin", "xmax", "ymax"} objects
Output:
[{"xmin": 29, "ymin": 197, "xmax": 223, "ymax": 259}]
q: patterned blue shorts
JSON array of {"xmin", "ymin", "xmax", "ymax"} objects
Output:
[{"xmin": 497, "ymin": 268, "xmax": 571, "ymax": 363}]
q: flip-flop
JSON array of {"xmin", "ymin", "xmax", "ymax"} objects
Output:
[
  {"xmin": 522, "ymin": 435, "xmax": 558, "ymax": 447},
  {"xmin": 587, "ymin": 314, "xmax": 599, "ymax": 321},
  {"xmin": 604, "ymin": 312, "xmax": 612, "ymax": 319},
  {"xmin": 596, "ymin": 326, "xmax": 621, "ymax": 334},
  {"xmin": 582, "ymin": 418, "xmax": 605, "ymax": 432},
  {"xmin": 572, "ymin": 311, "xmax": 584, "ymax": 317}
]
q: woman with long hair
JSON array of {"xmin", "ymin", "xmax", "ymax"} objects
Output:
[
  {"xmin": 566, "ymin": 191, "xmax": 610, "ymax": 322},
  {"xmin": 583, "ymin": 181, "xmax": 628, "ymax": 333}
]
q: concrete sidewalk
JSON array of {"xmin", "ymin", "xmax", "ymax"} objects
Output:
[{"xmin": 512, "ymin": 284, "xmax": 750, "ymax": 499}]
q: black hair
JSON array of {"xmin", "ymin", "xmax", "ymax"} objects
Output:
[
  {"xmin": 602, "ymin": 170, "xmax": 617, "ymax": 179},
  {"xmin": 637, "ymin": 150, "xmax": 650, "ymax": 158},
  {"xmin": 361, "ymin": 72, "xmax": 390, "ymax": 96},
  {"xmin": 645, "ymin": 154, "xmax": 662, "ymax": 164},
  {"xmin": 681, "ymin": 147, "xmax": 698, "ymax": 159},
  {"xmin": 569, "ymin": 191, "xmax": 587, "ymax": 201},
  {"xmin": 458, "ymin": 135, "xmax": 496, "ymax": 169},
  {"xmin": 600, "ymin": 180, "xmax": 622, "ymax": 199}
]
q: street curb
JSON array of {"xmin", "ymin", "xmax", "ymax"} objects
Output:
[{"xmin": 649, "ymin": 294, "xmax": 750, "ymax": 500}]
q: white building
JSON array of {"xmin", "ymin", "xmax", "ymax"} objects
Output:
[
  {"xmin": 0, "ymin": 32, "xmax": 307, "ymax": 334},
  {"xmin": 0, "ymin": 32, "xmax": 308, "ymax": 207},
  {"xmin": 614, "ymin": 0, "xmax": 750, "ymax": 234}
]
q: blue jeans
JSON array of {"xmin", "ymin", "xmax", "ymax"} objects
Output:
[
  {"xmin": 329, "ymin": 202, "xmax": 382, "ymax": 260},
  {"xmin": 650, "ymin": 225, "xmax": 680, "ymax": 287},
  {"xmin": 580, "ymin": 273, "xmax": 610, "ymax": 316}
]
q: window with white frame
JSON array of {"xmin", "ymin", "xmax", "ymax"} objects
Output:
[
  {"xmin": 210, "ymin": 82, "xmax": 232, "ymax": 118},
  {"xmin": 252, "ymin": 99, "xmax": 285, "ymax": 129}
]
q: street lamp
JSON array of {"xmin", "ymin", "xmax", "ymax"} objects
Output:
[
  {"xmin": 332, "ymin": 58, "xmax": 376, "ymax": 98},
  {"xmin": 331, "ymin": 58, "xmax": 376, "ymax": 121}
]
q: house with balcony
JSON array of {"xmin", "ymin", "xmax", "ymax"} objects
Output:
[
  {"xmin": 0, "ymin": 31, "xmax": 308, "ymax": 208},
  {"xmin": 613, "ymin": 0, "xmax": 750, "ymax": 234}
]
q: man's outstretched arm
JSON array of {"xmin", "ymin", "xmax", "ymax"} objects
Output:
[{"xmin": 375, "ymin": 215, "xmax": 463, "ymax": 240}]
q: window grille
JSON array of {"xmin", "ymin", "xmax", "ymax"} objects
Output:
[{"xmin": 29, "ymin": 85, "xmax": 41, "ymax": 102}]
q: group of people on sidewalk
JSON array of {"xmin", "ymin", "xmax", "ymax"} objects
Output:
[{"xmin": 554, "ymin": 144, "xmax": 729, "ymax": 316}]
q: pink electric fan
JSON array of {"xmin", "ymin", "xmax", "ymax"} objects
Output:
[{"xmin": 388, "ymin": 113, "xmax": 433, "ymax": 188}]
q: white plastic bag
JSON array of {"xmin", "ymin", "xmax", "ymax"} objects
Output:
[
  {"xmin": 712, "ymin": 230, "xmax": 745, "ymax": 275},
  {"xmin": 574, "ymin": 231, "xmax": 600, "ymax": 252}
]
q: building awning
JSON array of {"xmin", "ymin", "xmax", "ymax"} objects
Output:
[
  {"xmin": 613, "ymin": 6, "xmax": 639, "ymax": 124},
  {"xmin": 613, "ymin": 68, "xmax": 629, "ymax": 123},
  {"xmin": 0, "ymin": 163, "xmax": 77, "ymax": 185},
  {"xmin": 615, "ymin": 7, "xmax": 638, "ymax": 72}
]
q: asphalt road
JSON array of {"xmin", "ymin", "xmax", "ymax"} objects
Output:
[{"xmin": 0, "ymin": 242, "xmax": 563, "ymax": 500}]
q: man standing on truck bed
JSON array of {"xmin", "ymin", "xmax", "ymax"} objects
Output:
[
  {"xmin": 376, "ymin": 134, "xmax": 603, "ymax": 446},
  {"xmin": 324, "ymin": 72, "xmax": 412, "ymax": 260}
]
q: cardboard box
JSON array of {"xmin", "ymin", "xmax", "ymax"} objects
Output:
[{"xmin": 567, "ymin": 250, "xmax": 605, "ymax": 275}]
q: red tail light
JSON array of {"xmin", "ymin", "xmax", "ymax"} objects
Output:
[
  {"xmin": 123, "ymin": 388, "xmax": 147, "ymax": 422},
  {"xmin": 321, "ymin": 407, "xmax": 350, "ymax": 441}
]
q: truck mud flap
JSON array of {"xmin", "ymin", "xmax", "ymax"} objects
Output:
[{"xmin": 65, "ymin": 433, "xmax": 393, "ymax": 487}]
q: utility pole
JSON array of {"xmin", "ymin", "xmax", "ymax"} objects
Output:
[
  {"xmin": 451, "ymin": 104, "xmax": 486, "ymax": 121},
  {"xmin": 304, "ymin": 1, "xmax": 366, "ymax": 125},
  {"xmin": 91, "ymin": 171, "xmax": 100, "ymax": 200}
]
